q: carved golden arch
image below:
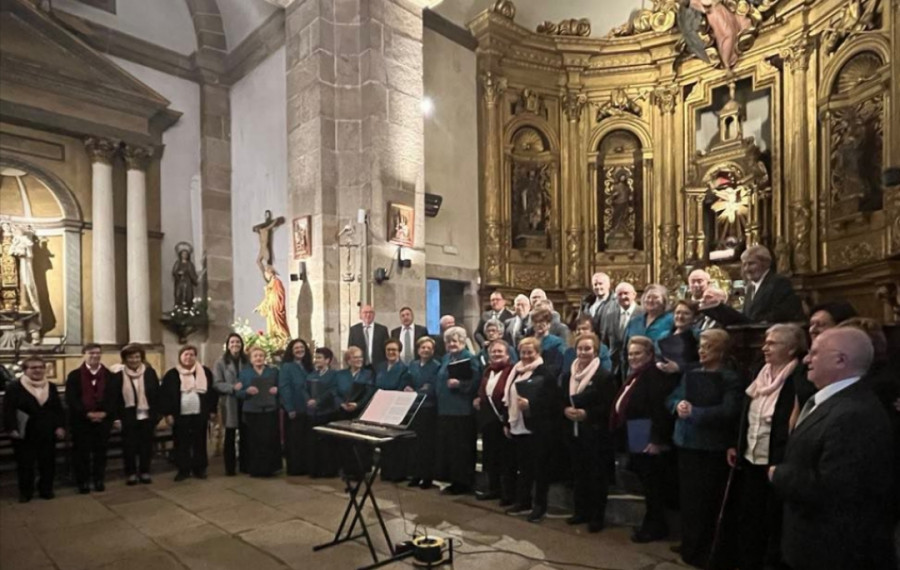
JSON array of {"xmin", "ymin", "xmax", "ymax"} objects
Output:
[
  {"xmin": 503, "ymin": 115, "xmax": 561, "ymax": 153},
  {"xmin": 588, "ymin": 117, "xmax": 654, "ymax": 157},
  {"xmin": 818, "ymin": 35, "xmax": 892, "ymax": 101}
]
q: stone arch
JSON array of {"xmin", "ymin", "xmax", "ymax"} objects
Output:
[
  {"xmin": 504, "ymin": 115, "xmax": 561, "ymax": 154},
  {"xmin": 183, "ymin": 0, "xmax": 228, "ymax": 54}
]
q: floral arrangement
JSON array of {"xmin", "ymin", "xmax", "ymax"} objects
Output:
[
  {"xmin": 165, "ymin": 296, "xmax": 210, "ymax": 325},
  {"xmin": 231, "ymin": 318, "xmax": 285, "ymax": 363}
]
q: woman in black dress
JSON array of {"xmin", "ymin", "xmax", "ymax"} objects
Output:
[
  {"xmin": 236, "ymin": 346, "xmax": 282, "ymax": 477},
  {"xmin": 474, "ymin": 339, "xmax": 516, "ymax": 504},
  {"xmin": 562, "ymin": 333, "xmax": 617, "ymax": 533},
  {"xmin": 161, "ymin": 345, "xmax": 218, "ymax": 481},
  {"xmin": 115, "ymin": 344, "xmax": 161, "ymax": 485},
  {"xmin": 406, "ymin": 337, "xmax": 441, "ymax": 489},
  {"xmin": 3, "ymin": 356, "xmax": 65, "ymax": 502},
  {"xmin": 280, "ymin": 338, "xmax": 313, "ymax": 476},
  {"xmin": 610, "ymin": 336, "xmax": 678, "ymax": 542}
]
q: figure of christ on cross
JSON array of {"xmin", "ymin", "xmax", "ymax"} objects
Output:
[{"xmin": 252, "ymin": 210, "xmax": 286, "ymax": 277}]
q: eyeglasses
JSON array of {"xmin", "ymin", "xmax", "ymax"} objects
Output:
[{"xmin": 26, "ymin": 365, "xmax": 46, "ymax": 370}]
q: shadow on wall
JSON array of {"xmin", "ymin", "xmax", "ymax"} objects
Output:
[{"xmin": 296, "ymin": 278, "xmax": 313, "ymax": 343}]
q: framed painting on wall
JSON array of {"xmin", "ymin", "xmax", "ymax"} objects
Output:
[
  {"xmin": 292, "ymin": 216, "xmax": 311, "ymax": 260},
  {"xmin": 387, "ymin": 203, "xmax": 414, "ymax": 247}
]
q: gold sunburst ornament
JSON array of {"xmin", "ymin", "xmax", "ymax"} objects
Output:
[{"xmin": 710, "ymin": 185, "xmax": 750, "ymax": 223}]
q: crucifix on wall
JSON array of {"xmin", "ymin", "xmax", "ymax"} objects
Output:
[{"xmin": 252, "ymin": 210, "xmax": 285, "ymax": 277}]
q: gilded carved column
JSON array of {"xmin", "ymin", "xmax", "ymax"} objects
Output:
[
  {"xmin": 85, "ymin": 137, "xmax": 118, "ymax": 344},
  {"xmin": 481, "ymin": 71, "xmax": 507, "ymax": 286},
  {"xmin": 651, "ymin": 84, "xmax": 680, "ymax": 288},
  {"xmin": 782, "ymin": 36, "xmax": 814, "ymax": 273},
  {"xmin": 563, "ymin": 89, "xmax": 587, "ymax": 289},
  {"xmin": 123, "ymin": 145, "xmax": 153, "ymax": 344}
]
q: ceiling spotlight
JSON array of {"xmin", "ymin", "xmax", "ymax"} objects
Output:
[{"xmin": 421, "ymin": 97, "xmax": 434, "ymax": 117}]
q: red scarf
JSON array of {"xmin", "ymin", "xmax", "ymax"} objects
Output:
[
  {"xmin": 609, "ymin": 362, "xmax": 652, "ymax": 431},
  {"xmin": 479, "ymin": 361, "xmax": 513, "ymax": 409},
  {"xmin": 80, "ymin": 364, "xmax": 108, "ymax": 412}
]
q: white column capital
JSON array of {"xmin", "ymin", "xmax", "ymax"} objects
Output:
[
  {"xmin": 84, "ymin": 137, "xmax": 119, "ymax": 165},
  {"xmin": 123, "ymin": 145, "xmax": 154, "ymax": 171}
]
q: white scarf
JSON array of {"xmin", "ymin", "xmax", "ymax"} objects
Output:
[
  {"xmin": 21, "ymin": 376, "xmax": 49, "ymax": 406},
  {"xmin": 177, "ymin": 363, "xmax": 208, "ymax": 394},
  {"xmin": 569, "ymin": 356, "xmax": 600, "ymax": 396},
  {"xmin": 504, "ymin": 357, "xmax": 543, "ymax": 428},
  {"xmin": 745, "ymin": 359, "xmax": 797, "ymax": 419},
  {"xmin": 119, "ymin": 364, "xmax": 150, "ymax": 412}
]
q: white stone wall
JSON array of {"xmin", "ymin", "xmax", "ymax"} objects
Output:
[
  {"xmin": 108, "ymin": 56, "xmax": 202, "ymax": 314},
  {"xmin": 229, "ymin": 46, "xmax": 289, "ymax": 334},
  {"xmin": 54, "ymin": 0, "xmax": 197, "ymax": 55},
  {"xmin": 423, "ymin": 29, "xmax": 480, "ymax": 271}
]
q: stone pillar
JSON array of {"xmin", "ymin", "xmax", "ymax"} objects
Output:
[
  {"xmin": 562, "ymin": 89, "xmax": 587, "ymax": 290},
  {"xmin": 285, "ymin": 0, "xmax": 433, "ymax": 349},
  {"xmin": 84, "ymin": 137, "xmax": 118, "ymax": 344},
  {"xmin": 652, "ymin": 84, "xmax": 680, "ymax": 289},
  {"xmin": 782, "ymin": 37, "xmax": 814, "ymax": 273},
  {"xmin": 123, "ymin": 145, "xmax": 153, "ymax": 343},
  {"xmin": 481, "ymin": 71, "xmax": 506, "ymax": 287}
]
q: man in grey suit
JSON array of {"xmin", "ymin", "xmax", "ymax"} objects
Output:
[
  {"xmin": 504, "ymin": 294, "xmax": 532, "ymax": 348},
  {"xmin": 475, "ymin": 291, "xmax": 514, "ymax": 347},
  {"xmin": 770, "ymin": 327, "xmax": 895, "ymax": 570},
  {"xmin": 580, "ymin": 272, "xmax": 616, "ymax": 336},
  {"xmin": 601, "ymin": 282, "xmax": 643, "ymax": 380}
]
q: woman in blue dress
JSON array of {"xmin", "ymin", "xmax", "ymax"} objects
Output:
[
  {"xmin": 405, "ymin": 337, "xmax": 441, "ymax": 489},
  {"xmin": 235, "ymin": 347, "xmax": 281, "ymax": 477},
  {"xmin": 305, "ymin": 347, "xmax": 340, "ymax": 477},
  {"xmin": 279, "ymin": 339, "xmax": 312, "ymax": 475},
  {"xmin": 435, "ymin": 326, "xmax": 482, "ymax": 495},
  {"xmin": 334, "ymin": 346, "xmax": 375, "ymax": 479},
  {"xmin": 623, "ymin": 284, "xmax": 674, "ymax": 372},
  {"xmin": 373, "ymin": 339, "xmax": 412, "ymax": 482}
]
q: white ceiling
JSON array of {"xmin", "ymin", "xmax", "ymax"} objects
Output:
[{"xmin": 433, "ymin": 0, "xmax": 646, "ymax": 37}]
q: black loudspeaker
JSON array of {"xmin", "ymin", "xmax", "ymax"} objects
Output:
[
  {"xmin": 424, "ymin": 193, "xmax": 443, "ymax": 218},
  {"xmin": 884, "ymin": 167, "xmax": 900, "ymax": 188}
]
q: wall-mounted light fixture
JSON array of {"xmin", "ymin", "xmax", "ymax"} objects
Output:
[{"xmin": 374, "ymin": 247, "xmax": 411, "ymax": 285}]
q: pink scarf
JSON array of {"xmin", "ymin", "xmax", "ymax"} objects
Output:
[
  {"xmin": 569, "ymin": 357, "xmax": 600, "ymax": 396},
  {"xmin": 504, "ymin": 357, "xmax": 543, "ymax": 427},
  {"xmin": 745, "ymin": 358, "xmax": 797, "ymax": 418},
  {"xmin": 176, "ymin": 363, "xmax": 208, "ymax": 394}
]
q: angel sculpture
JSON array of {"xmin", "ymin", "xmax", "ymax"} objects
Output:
[{"xmin": 678, "ymin": 0, "xmax": 752, "ymax": 69}]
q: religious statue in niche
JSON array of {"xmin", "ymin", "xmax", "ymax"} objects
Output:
[
  {"xmin": 172, "ymin": 242, "xmax": 199, "ymax": 308},
  {"xmin": 829, "ymin": 95, "xmax": 884, "ymax": 217},
  {"xmin": 292, "ymin": 216, "xmax": 311, "ymax": 260},
  {"xmin": 707, "ymin": 170, "xmax": 751, "ymax": 254},
  {"xmin": 604, "ymin": 167, "xmax": 637, "ymax": 250},
  {"xmin": 512, "ymin": 163, "xmax": 553, "ymax": 249},
  {"xmin": 0, "ymin": 220, "xmax": 42, "ymax": 346}
]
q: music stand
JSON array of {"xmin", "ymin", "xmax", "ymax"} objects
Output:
[{"xmin": 312, "ymin": 390, "xmax": 424, "ymax": 570}]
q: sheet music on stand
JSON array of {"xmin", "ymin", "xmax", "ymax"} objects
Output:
[{"xmin": 359, "ymin": 390, "xmax": 419, "ymax": 426}]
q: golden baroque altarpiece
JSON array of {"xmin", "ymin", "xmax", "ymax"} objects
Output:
[{"xmin": 474, "ymin": 0, "xmax": 900, "ymax": 322}]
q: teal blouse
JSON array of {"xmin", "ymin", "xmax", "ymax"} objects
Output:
[
  {"xmin": 407, "ymin": 358, "xmax": 441, "ymax": 408},
  {"xmin": 335, "ymin": 368, "xmax": 375, "ymax": 409},
  {"xmin": 435, "ymin": 349, "xmax": 481, "ymax": 416},
  {"xmin": 666, "ymin": 366, "xmax": 743, "ymax": 451},
  {"xmin": 306, "ymin": 368, "xmax": 339, "ymax": 417},
  {"xmin": 278, "ymin": 361, "xmax": 309, "ymax": 415},
  {"xmin": 235, "ymin": 366, "xmax": 279, "ymax": 413},
  {"xmin": 374, "ymin": 361, "xmax": 411, "ymax": 391}
]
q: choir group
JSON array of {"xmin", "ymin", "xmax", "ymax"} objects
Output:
[{"xmin": 4, "ymin": 245, "xmax": 898, "ymax": 570}]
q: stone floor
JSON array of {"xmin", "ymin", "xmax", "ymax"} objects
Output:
[{"xmin": 0, "ymin": 463, "xmax": 688, "ymax": 570}]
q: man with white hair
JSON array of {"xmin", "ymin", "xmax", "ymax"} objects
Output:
[
  {"xmin": 770, "ymin": 327, "xmax": 894, "ymax": 570},
  {"xmin": 687, "ymin": 269, "xmax": 710, "ymax": 302},
  {"xmin": 581, "ymin": 272, "xmax": 615, "ymax": 335},
  {"xmin": 740, "ymin": 245, "xmax": 804, "ymax": 323},
  {"xmin": 601, "ymin": 282, "xmax": 644, "ymax": 379},
  {"xmin": 504, "ymin": 294, "xmax": 532, "ymax": 347},
  {"xmin": 433, "ymin": 315, "xmax": 461, "ymax": 358},
  {"xmin": 697, "ymin": 287, "xmax": 728, "ymax": 330}
]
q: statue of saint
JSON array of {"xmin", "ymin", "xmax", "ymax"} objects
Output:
[
  {"xmin": 172, "ymin": 242, "xmax": 199, "ymax": 308},
  {"xmin": 609, "ymin": 172, "xmax": 633, "ymax": 233},
  {"xmin": 253, "ymin": 210, "xmax": 285, "ymax": 275},
  {"xmin": 256, "ymin": 265, "xmax": 290, "ymax": 345},
  {"xmin": 0, "ymin": 221, "xmax": 42, "ymax": 344}
]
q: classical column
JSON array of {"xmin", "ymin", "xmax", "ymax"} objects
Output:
[
  {"xmin": 481, "ymin": 71, "xmax": 507, "ymax": 286},
  {"xmin": 782, "ymin": 37, "xmax": 814, "ymax": 273},
  {"xmin": 84, "ymin": 137, "xmax": 118, "ymax": 344},
  {"xmin": 652, "ymin": 84, "xmax": 680, "ymax": 287},
  {"xmin": 562, "ymin": 89, "xmax": 587, "ymax": 289},
  {"xmin": 123, "ymin": 145, "xmax": 153, "ymax": 343}
]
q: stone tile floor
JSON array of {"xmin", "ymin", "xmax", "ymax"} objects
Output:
[{"xmin": 0, "ymin": 463, "xmax": 687, "ymax": 570}]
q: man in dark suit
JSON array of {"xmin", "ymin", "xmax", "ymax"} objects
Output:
[
  {"xmin": 475, "ymin": 291, "xmax": 514, "ymax": 347},
  {"xmin": 770, "ymin": 327, "xmax": 895, "ymax": 570},
  {"xmin": 504, "ymin": 294, "xmax": 532, "ymax": 348},
  {"xmin": 580, "ymin": 272, "xmax": 616, "ymax": 336},
  {"xmin": 65, "ymin": 343, "xmax": 122, "ymax": 494},
  {"xmin": 601, "ymin": 282, "xmax": 644, "ymax": 381},
  {"xmin": 741, "ymin": 245, "xmax": 804, "ymax": 323},
  {"xmin": 390, "ymin": 306, "xmax": 429, "ymax": 364},
  {"xmin": 347, "ymin": 305, "xmax": 389, "ymax": 367}
]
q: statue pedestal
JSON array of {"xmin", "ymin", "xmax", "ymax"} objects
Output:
[{"xmin": 0, "ymin": 309, "xmax": 40, "ymax": 350}]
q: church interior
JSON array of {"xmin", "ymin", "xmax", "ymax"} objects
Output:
[{"xmin": 0, "ymin": 0, "xmax": 898, "ymax": 569}]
